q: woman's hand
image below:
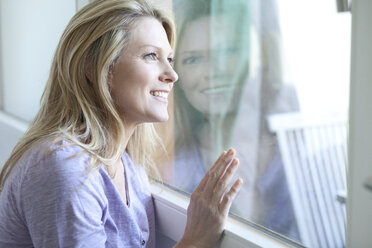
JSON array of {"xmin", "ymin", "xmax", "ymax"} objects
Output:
[{"xmin": 175, "ymin": 148, "xmax": 243, "ymax": 248}]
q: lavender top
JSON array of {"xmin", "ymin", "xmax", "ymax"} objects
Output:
[{"xmin": 0, "ymin": 140, "xmax": 155, "ymax": 248}]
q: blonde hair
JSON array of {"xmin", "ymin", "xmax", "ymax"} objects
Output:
[{"xmin": 0, "ymin": 0, "xmax": 176, "ymax": 191}]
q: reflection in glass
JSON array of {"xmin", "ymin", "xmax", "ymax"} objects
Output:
[
  {"xmin": 164, "ymin": 0, "xmax": 349, "ymax": 247},
  {"xmin": 171, "ymin": 0, "xmax": 300, "ymax": 242}
]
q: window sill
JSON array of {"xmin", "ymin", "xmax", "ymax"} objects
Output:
[{"xmin": 150, "ymin": 182, "xmax": 302, "ymax": 248}]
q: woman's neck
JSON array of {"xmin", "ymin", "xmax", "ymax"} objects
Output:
[{"xmin": 121, "ymin": 120, "xmax": 137, "ymax": 153}]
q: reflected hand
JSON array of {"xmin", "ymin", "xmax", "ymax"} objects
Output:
[{"xmin": 175, "ymin": 148, "xmax": 243, "ymax": 248}]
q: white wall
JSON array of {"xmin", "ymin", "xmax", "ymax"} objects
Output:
[
  {"xmin": 0, "ymin": 0, "xmax": 76, "ymax": 122},
  {"xmin": 0, "ymin": 113, "xmax": 27, "ymax": 168},
  {"xmin": 0, "ymin": 0, "xmax": 76, "ymax": 166}
]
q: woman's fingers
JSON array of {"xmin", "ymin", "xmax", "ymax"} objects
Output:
[
  {"xmin": 220, "ymin": 178, "xmax": 243, "ymax": 216},
  {"xmin": 212, "ymin": 158, "xmax": 240, "ymax": 204},
  {"xmin": 193, "ymin": 151, "xmax": 227, "ymax": 193},
  {"xmin": 180, "ymin": 148, "xmax": 243, "ymax": 248},
  {"xmin": 203, "ymin": 148, "xmax": 235, "ymax": 195}
]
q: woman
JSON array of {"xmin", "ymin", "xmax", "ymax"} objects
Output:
[
  {"xmin": 0, "ymin": 0, "xmax": 242, "ymax": 247},
  {"xmin": 171, "ymin": 0, "xmax": 300, "ymax": 241}
]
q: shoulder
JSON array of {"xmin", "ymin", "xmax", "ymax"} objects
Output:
[
  {"xmin": 269, "ymin": 84, "xmax": 300, "ymax": 114},
  {"xmin": 20, "ymin": 139, "xmax": 92, "ymax": 185},
  {"xmin": 19, "ymin": 138, "xmax": 107, "ymax": 218},
  {"xmin": 8, "ymin": 138, "xmax": 105, "ymax": 202},
  {"xmin": 2, "ymin": 139, "xmax": 109, "ymax": 247}
]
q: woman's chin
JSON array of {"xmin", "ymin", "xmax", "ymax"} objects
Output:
[{"xmin": 149, "ymin": 114, "xmax": 169, "ymax": 123}]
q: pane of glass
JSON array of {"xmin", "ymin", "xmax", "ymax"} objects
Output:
[{"xmin": 162, "ymin": 0, "xmax": 350, "ymax": 246}]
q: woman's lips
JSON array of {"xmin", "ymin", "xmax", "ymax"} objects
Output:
[
  {"xmin": 200, "ymin": 85, "xmax": 234, "ymax": 95},
  {"xmin": 150, "ymin": 90, "xmax": 169, "ymax": 103}
]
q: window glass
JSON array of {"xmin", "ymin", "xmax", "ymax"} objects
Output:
[{"xmin": 161, "ymin": 0, "xmax": 351, "ymax": 246}]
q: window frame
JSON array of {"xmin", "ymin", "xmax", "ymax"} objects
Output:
[
  {"xmin": 151, "ymin": 182, "xmax": 304, "ymax": 247},
  {"xmin": 153, "ymin": 1, "xmax": 372, "ymax": 246},
  {"xmin": 1, "ymin": 0, "xmax": 372, "ymax": 247},
  {"xmin": 346, "ymin": 0, "xmax": 372, "ymax": 246}
]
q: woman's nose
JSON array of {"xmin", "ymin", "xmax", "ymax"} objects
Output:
[
  {"xmin": 210, "ymin": 52, "xmax": 227, "ymax": 74},
  {"xmin": 159, "ymin": 64, "xmax": 178, "ymax": 84}
]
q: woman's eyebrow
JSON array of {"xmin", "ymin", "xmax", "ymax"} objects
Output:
[
  {"xmin": 138, "ymin": 44, "xmax": 173, "ymax": 55},
  {"xmin": 179, "ymin": 50, "xmax": 205, "ymax": 56},
  {"xmin": 180, "ymin": 48, "xmax": 236, "ymax": 56},
  {"xmin": 139, "ymin": 44, "xmax": 161, "ymax": 49}
]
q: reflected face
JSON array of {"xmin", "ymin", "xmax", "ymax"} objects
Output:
[
  {"xmin": 110, "ymin": 17, "xmax": 178, "ymax": 126},
  {"xmin": 176, "ymin": 16, "xmax": 248, "ymax": 115}
]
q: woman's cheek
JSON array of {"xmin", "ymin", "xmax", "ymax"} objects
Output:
[{"xmin": 179, "ymin": 68, "xmax": 199, "ymax": 91}]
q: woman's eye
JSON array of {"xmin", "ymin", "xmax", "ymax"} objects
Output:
[
  {"xmin": 167, "ymin": 57, "xmax": 174, "ymax": 63},
  {"xmin": 144, "ymin": 52, "xmax": 158, "ymax": 60},
  {"xmin": 182, "ymin": 56, "xmax": 204, "ymax": 65}
]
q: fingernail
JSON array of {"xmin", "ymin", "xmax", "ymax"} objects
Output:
[{"xmin": 224, "ymin": 150, "xmax": 233, "ymax": 162}]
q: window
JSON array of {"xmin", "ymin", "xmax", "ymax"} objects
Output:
[
  {"xmin": 155, "ymin": 0, "xmax": 351, "ymax": 247},
  {"xmin": 2, "ymin": 0, "xmax": 372, "ymax": 247}
]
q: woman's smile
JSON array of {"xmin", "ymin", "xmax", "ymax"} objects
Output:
[
  {"xmin": 200, "ymin": 84, "xmax": 234, "ymax": 95},
  {"xmin": 150, "ymin": 90, "xmax": 170, "ymax": 103}
]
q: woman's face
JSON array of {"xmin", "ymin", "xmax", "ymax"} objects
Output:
[
  {"xmin": 176, "ymin": 15, "xmax": 248, "ymax": 115},
  {"xmin": 110, "ymin": 17, "xmax": 178, "ymax": 126}
]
